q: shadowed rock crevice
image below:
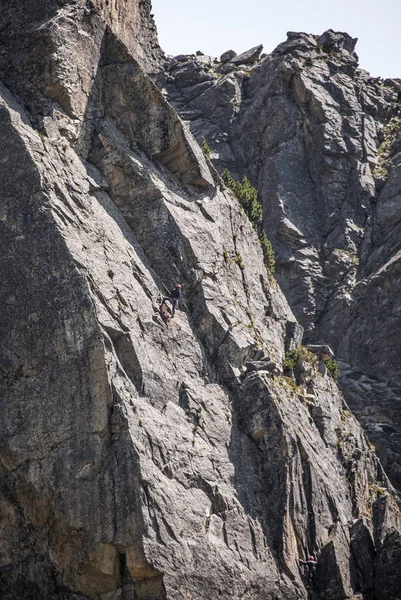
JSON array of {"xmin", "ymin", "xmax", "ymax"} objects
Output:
[{"xmin": 104, "ymin": 326, "xmax": 144, "ymax": 394}]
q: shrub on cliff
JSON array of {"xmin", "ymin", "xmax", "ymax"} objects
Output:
[
  {"xmin": 201, "ymin": 136, "xmax": 211, "ymax": 160},
  {"xmin": 222, "ymin": 168, "xmax": 274, "ymax": 276},
  {"xmin": 259, "ymin": 231, "xmax": 275, "ymax": 276},
  {"xmin": 325, "ymin": 359, "xmax": 339, "ymax": 379}
]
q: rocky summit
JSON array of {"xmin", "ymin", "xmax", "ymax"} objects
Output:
[{"xmin": 0, "ymin": 2, "xmax": 401, "ymax": 600}]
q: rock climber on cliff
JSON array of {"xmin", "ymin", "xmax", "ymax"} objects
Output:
[
  {"xmin": 299, "ymin": 555, "xmax": 317, "ymax": 586},
  {"xmin": 161, "ymin": 284, "xmax": 182, "ymax": 317}
]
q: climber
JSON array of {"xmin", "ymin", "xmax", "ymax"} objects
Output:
[
  {"xmin": 300, "ymin": 555, "xmax": 317, "ymax": 586},
  {"xmin": 161, "ymin": 284, "xmax": 182, "ymax": 317}
]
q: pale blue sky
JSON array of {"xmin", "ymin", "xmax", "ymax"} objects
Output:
[{"xmin": 151, "ymin": 0, "xmax": 400, "ymax": 78}]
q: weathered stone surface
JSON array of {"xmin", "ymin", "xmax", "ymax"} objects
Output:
[
  {"xmin": 0, "ymin": 72, "xmax": 290, "ymax": 598},
  {"xmin": 375, "ymin": 528, "xmax": 401, "ymax": 600},
  {"xmin": 317, "ymin": 29, "xmax": 358, "ymax": 54},
  {"xmin": 0, "ymin": 0, "xmax": 163, "ymax": 85},
  {"xmin": 1, "ymin": 6, "xmax": 401, "ymax": 600},
  {"xmin": 93, "ymin": 0, "xmax": 164, "ymax": 72},
  {"xmin": 372, "ymin": 495, "xmax": 401, "ymax": 599},
  {"xmin": 220, "ymin": 49, "xmax": 237, "ymax": 63},
  {"xmin": 101, "ymin": 35, "xmax": 213, "ymax": 188},
  {"xmin": 216, "ymin": 62, "xmax": 239, "ymax": 75},
  {"xmin": 316, "ymin": 524, "xmax": 356, "ymax": 600},
  {"xmin": 244, "ymin": 359, "xmax": 279, "ymax": 374},
  {"xmin": 350, "ymin": 519, "xmax": 375, "ymax": 592},
  {"xmin": 307, "ymin": 345, "xmax": 334, "ymax": 360},
  {"xmin": 232, "ymin": 44, "xmax": 263, "ymax": 65},
  {"xmin": 171, "ymin": 61, "xmax": 212, "ymax": 89}
]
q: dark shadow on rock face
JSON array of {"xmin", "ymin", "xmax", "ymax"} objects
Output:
[
  {"xmin": 228, "ymin": 374, "xmax": 289, "ymax": 563},
  {"xmin": 0, "ymin": 40, "xmax": 168, "ymax": 600}
]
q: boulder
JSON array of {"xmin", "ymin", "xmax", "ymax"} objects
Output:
[
  {"xmin": 173, "ymin": 53, "xmax": 192, "ymax": 63},
  {"xmin": 220, "ymin": 49, "xmax": 237, "ymax": 63},
  {"xmin": 272, "ymin": 31, "xmax": 316, "ymax": 56},
  {"xmin": 194, "ymin": 54, "xmax": 215, "ymax": 67},
  {"xmin": 232, "ymin": 44, "xmax": 263, "ymax": 65},
  {"xmin": 216, "ymin": 63, "xmax": 238, "ymax": 75},
  {"xmin": 383, "ymin": 78, "xmax": 401, "ymax": 90},
  {"xmin": 244, "ymin": 359, "xmax": 279, "ymax": 374},
  {"xmin": 173, "ymin": 61, "xmax": 212, "ymax": 88},
  {"xmin": 307, "ymin": 345, "xmax": 335, "ymax": 360},
  {"xmin": 317, "ymin": 29, "xmax": 358, "ymax": 54}
]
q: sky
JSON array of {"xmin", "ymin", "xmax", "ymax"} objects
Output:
[{"xmin": 151, "ymin": 0, "xmax": 400, "ymax": 78}]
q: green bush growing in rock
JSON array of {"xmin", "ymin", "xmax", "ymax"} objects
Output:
[
  {"xmin": 259, "ymin": 231, "xmax": 275, "ymax": 276},
  {"xmin": 234, "ymin": 250, "xmax": 245, "ymax": 271},
  {"xmin": 283, "ymin": 350, "xmax": 298, "ymax": 373},
  {"xmin": 283, "ymin": 346, "xmax": 317, "ymax": 374},
  {"xmin": 201, "ymin": 136, "xmax": 211, "ymax": 160},
  {"xmin": 223, "ymin": 170, "xmax": 259, "ymax": 219},
  {"xmin": 233, "ymin": 176, "xmax": 262, "ymax": 227},
  {"xmin": 222, "ymin": 169, "xmax": 261, "ymax": 229},
  {"xmin": 276, "ymin": 375, "xmax": 303, "ymax": 397},
  {"xmin": 221, "ymin": 168, "xmax": 275, "ymax": 276},
  {"xmin": 222, "ymin": 168, "xmax": 235, "ymax": 188},
  {"xmin": 325, "ymin": 358, "xmax": 339, "ymax": 379}
]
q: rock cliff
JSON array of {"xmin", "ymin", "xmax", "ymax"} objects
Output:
[
  {"xmin": 1, "ymin": 3, "xmax": 401, "ymax": 600},
  {"xmin": 160, "ymin": 31, "xmax": 401, "ymax": 490}
]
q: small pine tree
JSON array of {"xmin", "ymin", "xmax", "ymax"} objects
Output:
[
  {"xmin": 201, "ymin": 136, "xmax": 211, "ymax": 160},
  {"xmin": 222, "ymin": 168, "xmax": 235, "ymax": 189},
  {"xmin": 247, "ymin": 198, "xmax": 263, "ymax": 229},
  {"xmin": 235, "ymin": 176, "xmax": 253, "ymax": 205},
  {"xmin": 259, "ymin": 231, "xmax": 275, "ymax": 276}
]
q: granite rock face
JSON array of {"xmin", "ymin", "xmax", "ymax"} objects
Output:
[
  {"xmin": 0, "ymin": 0, "xmax": 163, "ymax": 76},
  {"xmin": 161, "ymin": 30, "xmax": 401, "ymax": 490},
  {"xmin": 1, "ymin": 5, "xmax": 401, "ymax": 600}
]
